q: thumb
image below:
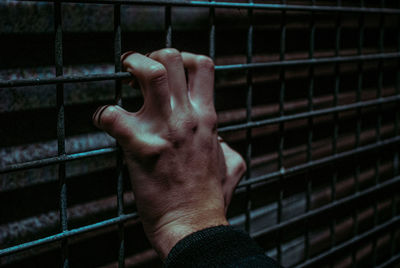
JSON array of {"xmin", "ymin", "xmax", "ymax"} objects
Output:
[{"xmin": 92, "ymin": 105, "xmax": 134, "ymax": 146}]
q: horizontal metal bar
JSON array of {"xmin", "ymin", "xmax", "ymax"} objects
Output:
[
  {"xmin": 22, "ymin": 0, "xmax": 400, "ymax": 14},
  {"xmin": 0, "ymin": 73, "xmax": 131, "ymax": 88},
  {"xmin": 220, "ymin": 94, "xmax": 400, "ymax": 133},
  {"xmin": 376, "ymin": 253, "xmax": 400, "ymax": 268},
  {"xmin": 1, "ymin": 52, "xmax": 399, "ymax": 88},
  {"xmin": 297, "ymin": 215, "xmax": 400, "ymax": 267},
  {"xmin": 251, "ymin": 175, "xmax": 400, "ymax": 238},
  {"xmin": 0, "ymin": 147, "xmax": 116, "ymax": 174},
  {"xmin": 238, "ymin": 135, "xmax": 400, "ymax": 188},
  {"xmin": 0, "ymin": 212, "xmax": 138, "ymax": 258},
  {"xmin": 215, "ymin": 52, "xmax": 400, "ymax": 71}
]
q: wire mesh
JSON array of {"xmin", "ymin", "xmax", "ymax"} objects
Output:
[{"xmin": 0, "ymin": 0, "xmax": 399, "ymax": 267}]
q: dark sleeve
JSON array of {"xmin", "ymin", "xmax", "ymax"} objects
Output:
[{"xmin": 164, "ymin": 225, "xmax": 281, "ymax": 268}]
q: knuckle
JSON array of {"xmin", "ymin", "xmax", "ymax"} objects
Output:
[
  {"xmin": 146, "ymin": 64, "xmax": 168, "ymax": 84},
  {"xmin": 195, "ymin": 55, "xmax": 214, "ymax": 71},
  {"xmin": 202, "ymin": 112, "xmax": 218, "ymax": 132},
  {"xmin": 156, "ymin": 48, "xmax": 181, "ymax": 62}
]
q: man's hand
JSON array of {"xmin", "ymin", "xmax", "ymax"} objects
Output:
[{"xmin": 92, "ymin": 49, "xmax": 245, "ymax": 259}]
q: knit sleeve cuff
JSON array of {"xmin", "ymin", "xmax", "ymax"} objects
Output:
[{"xmin": 164, "ymin": 225, "xmax": 280, "ymax": 268}]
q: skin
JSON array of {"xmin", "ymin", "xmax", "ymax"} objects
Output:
[{"xmin": 92, "ymin": 48, "xmax": 246, "ymax": 260}]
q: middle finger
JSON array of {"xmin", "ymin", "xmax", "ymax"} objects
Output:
[{"xmin": 149, "ymin": 48, "xmax": 189, "ymax": 109}]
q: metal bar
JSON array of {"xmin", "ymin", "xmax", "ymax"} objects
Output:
[
  {"xmin": 20, "ymin": 0, "xmax": 400, "ymax": 14},
  {"xmin": 54, "ymin": 2, "xmax": 69, "ymax": 267},
  {"xmin": 219, "ymin": 94, "xmax": 400, "ymax": 133},
  {"xmin": 0, "ymin": 147, "xmax": 115, "ymax": 174},
  {"xmin": 0, "ymin": 213, "xmax": 138, "ymax": 258},
  {"xmin": 376, "ymin": 253, "xmax": 400, "ymax": 268},
  {"xmin": 373, "ymin": 2, "xmax": 386, "ymax": 265},
  {"xmin": 352, "ymin": 1, "xmax": 364, "ymax": 265},
  {"xmin": 392, "ymin": 12, "xmax": 400, "ymax": 260},
  {"xmin": 277, "ymin": 0, "xmax": 286, "ymax": 263},
  {"xmin": 208, "ymin": 0, "xmax": 215, "ymax": 61},
  {"xmin": 214, "ymin": 52, "xmax": 400, "ymax": 71},
  {"xmin": 252, "ymin": 174, "xmax": 400, "ymax": 239},
  {"xmin": 244, "ymin": 0, "xmax": 253, "ymax": 233},
  {"xmin": 304, "ymin": 0, "xmax": 315, "ymax": 259},
  {"xmin": 0, "ymin": 73, "xmax": 132, "ymax": 88},
  {"xmin": 208, "ymin": 0, "xmax": 216, "ymax": 102},
  {"xmin": 114, "ymin": 4, "xmax": 125, "ymax": 268},
  {"xmin": 330, "ymin": 0, "xmax": 341, "ymax": 255},
  {"xmin": 2, "ymin": 52, "xmax": 400, "ymax": 88},
  {"xmin": 238, "ymin": 135, "xmax": 400, "ymax": 189},
  {"xmin": 296, "ymin": 215, "xmax": 400, "ymax": 268},
  {"xmin": 165, "ymin": 6, "xmax": 172, "ymax": 48}
]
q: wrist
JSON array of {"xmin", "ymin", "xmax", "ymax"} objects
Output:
[{"xmin": 145, "ymin": 208, "xmax": 228, "ymax": 260}]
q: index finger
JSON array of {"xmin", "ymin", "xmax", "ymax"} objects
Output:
[{"xmin": 122, "ymin": 51, "xmax": 172, "ymax": 119}]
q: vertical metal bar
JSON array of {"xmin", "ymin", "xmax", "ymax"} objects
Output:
[
  {"xmin": 352, "ymin": 2, "xmax": 364, "ymax": 266},
  {"xmin": 277, "ymin": 0, "xmax": 286, "ymax": 264},
  {"xmin": 392, "ymin": 11, "xmax": 400, "ymax": 259},
  {"xmin": 165, "ymin": 6, "xmax": 172, "ymax": 48},
  {"xmin": 209, "ymin": 0, "xmax": 216, "ymax": 103},
  {"xmin": 305, "ymin": 0, "xmax": 316, "ymax": 260},
  {"xmin": 373, "ymin": 1, "xmax": 385, "ymax": 265},
  {"xmin": 209, "ymin": 0, "xmax": 215, "ymax": 61},
  {"xmin": 55, "ymin": 2, "xmax": 68, "ymax": 268},
  {"xmin": 114, "ymin": 4, "xmax": 125, "ymax": 268},
  {"xmin": 244, "ymin": 0, "xmax": 253, "ymax": 234},
  {"xmin": 330, "ymin": 1, "xmax": 341, "ymax": 258}
]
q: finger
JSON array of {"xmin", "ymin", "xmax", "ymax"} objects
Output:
[
  {"xmin": 181, "ymin": 52, "xmax": 214, "ymax": 107},
  {"xmin": 149, "ymin": 48, "xmax": 189, "ymax": 108},
  {"xmin": 93, "ymin": 105, "xmax": 135, "ymax": 147},
  {"xmin": 219, "ymin": 139, "xmax": 246, "ymax": 211},
  {"xmin": 122, "ymin": 52, "xmax": 171, "ymax": 119}
]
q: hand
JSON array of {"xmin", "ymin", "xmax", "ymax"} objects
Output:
[{"xmin": 93, "ymin": 49, "xmax": 245, "ymax": 259}]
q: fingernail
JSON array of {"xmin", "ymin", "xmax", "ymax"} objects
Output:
[
  {"xmin": 95, "ymin": 105, "xmax": 111, "ymax": 127},
  {"xmin": 92, "ymin": 106, "xmax": 103, "ymax": 122},
  {"xmin": 121, "ymin": 51, "xmax": 135, "ymax": 62}
]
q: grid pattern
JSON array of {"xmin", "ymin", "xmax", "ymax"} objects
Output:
[{"xmin": 0, "ymin": 0, "xmax": 400, "ymax": 267}]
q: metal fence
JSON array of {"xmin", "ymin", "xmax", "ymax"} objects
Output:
[{"xmin": 0, "ymin": 0, "xmax": 399, "ymax": 267}]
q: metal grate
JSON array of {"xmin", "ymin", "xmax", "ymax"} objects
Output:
[{"xmin": 0, "ymin": 0, "xmax": 400, "ymax": 267}]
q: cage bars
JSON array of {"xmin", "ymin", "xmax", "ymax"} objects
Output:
[
  {"xmin": 165, "ymin": 6, "xmax": 172, "ymax": 48},
  {"xmin": 372, "ymin": 1, "xmax": 386, "ymax": 265},
  {"xmin": 54, "ymin": 2, "xmax": 69, "ymax": 267},
  {"xmin": 243, "ymin": 0, "xmax": 253, "ymax": 234},
  {"xmin": 0, "ymin": 1, "xmax": 399, "ymax": 267},
  {"xmin": 3, "ymin": 51, "xmax": 400, "ymax": 89},
  {"xmin": 296, "ymin": 215, "xmax": 400, "ymax": 268},
  {"xmin": 208, "ymin": 0, "xmax": 215, "ymax": 61},
  {"xmin": 277, "ymin": 0, "xmax": 286, "ymax": 263},
  {"xmin": 392, "ymin": 8, "xmax": 400, "ymax": 261},
  {"xmin": 2, "ymin": 52, "xmax": 400, "ymax": 88},
  {"xmin": 304, "ymin": 0, "xmax": 316, "ymax": 258},
  {"xmin": 1, "ymin": 165, "xmax": 399, "ymax": 259},
  {"xmin": 352, "ymin": 2, "xmax": 365, "ymax": 265},
  {"xmin": 20, "ymin": 0, "xmax": 400, "ymax": 14},
  {"xmin": 330, "ymin": 1, "xmax": 341, "ymax": 259},
  {"xmin": 113, "ymin": 4, "xmax": 126, "ymax": 268}
]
